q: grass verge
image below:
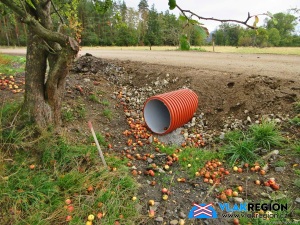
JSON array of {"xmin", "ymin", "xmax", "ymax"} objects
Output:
[
  {"xmin": 0, "ymin": 54, "xmax": 25, "ymax": 75},
  {"xmin": 0, "ymin": 103, "xmax": 141, "ymax": 225}
]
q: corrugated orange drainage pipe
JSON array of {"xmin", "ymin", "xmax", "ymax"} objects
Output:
[{"xmin": 143, "ymin": 89, "xmax": 198, "ymax": 134}]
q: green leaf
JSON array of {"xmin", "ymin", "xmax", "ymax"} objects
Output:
[
  {"xmin": 168, "ymin": 0, "xmax": 176, "ymax": 10},
  {"xmin": 179, "ymin": 15, "xmax": 187, "ymax": 22},
  {"xmin": 25, "ymin": 0, "xmax": 36, "ymax": 10},
  {"xmin": 189, "ymin": 19, "xmax": 199, "ymax": 25},
  {"xmin": 272, "ymin": 18, "xmax": 278, "ymax": 25},
  {"xmin": 255, "ymin": 16, "xmax": 259, "ymax": 24},
  {"xmin": 194, "ymin": 25, "xmax": 209, "ymax": 37}
]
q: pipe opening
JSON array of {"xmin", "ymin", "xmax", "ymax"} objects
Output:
[{"xmin": 144, "ymin": 99, "xmax": 170, "ymax": 134}]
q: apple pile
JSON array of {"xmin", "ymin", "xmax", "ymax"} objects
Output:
[
  {"xmin": 264, "ymin": 178, "xmax": 280, "ymax": 190},
  {"xmin": 196, "ymin": 159, "xmax": 229, "ymax": 185},
  {"xmin": 0, "ymin": 75, "xmax": 25, "ymax": 93},
  {"xmin": 217, "ymin": 185, "xmax": 243, "ymax": 201},
  {"xmin": 180, "ymin": 132, "xmax": 206, "ymax": 148}
]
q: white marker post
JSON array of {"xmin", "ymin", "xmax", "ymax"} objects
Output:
[{"xmin": 88, "ymin": 121, "xmax": 108, "ymax": 168}]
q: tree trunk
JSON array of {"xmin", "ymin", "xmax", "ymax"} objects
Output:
[
  {"xmin": 3, "ymin": 16, "xmax": 10, "ymax": 46},
  {"xmin": 21, "ymin": 1, "xmax": 79, "ymax": 128},
  {"xmin": 23, "ymin": 28, "xmax": 52, "ymax": 126}
]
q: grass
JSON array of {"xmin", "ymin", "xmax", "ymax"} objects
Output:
[
  {"xmin": 249, "ymin": 120, "xmax": 284, "ymax": 150},
  {"xmin": 290, "ymin": 116, "xmax": 300, "ymax": 126},
  {"xmin": 274, "ymin": 160, "xmax": 287, "ymax": 167},
  {"xmin": 103, "ymin": 109, "xmax": 112, "ymax": 120},
  {"xmin": 223, "ymin": 139, "xmax": 258, "ymax": 166},
  {"xmin": 0, "ymin": 54, "xmax": 26, "ymax": 75},
  {"xmin": 294, "ymin": 179, "xmax": 300, "ymax": 189},
  {"xmin": 293, "ymin": 101, "xmax": 300, "ymax": 113},
  {"xmin": 62, "ymin": 108, "xmax": 75, "ymax": 122},
  {"xmin": 222, "ymin": 121, "xmax": 284, "ymax": 165},
  {"xmin": 89, "ymin": 94, "xmax": 100, "ymax": 103},
  {"xmin": 0, "ymin": 104, "xmax": 141, "ymax": 224},
  {"xmin": 159, "ymin": 145, "xmax": 224, "ymax": 177},
  {"xmin": 101, "ymin": 99, "xmax": 110, "ymax": 106}
]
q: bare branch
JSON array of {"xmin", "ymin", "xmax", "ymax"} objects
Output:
[
  {"xmin": 176, "ymin": 4, "xmax": 267, "ymax": 29},
  {"xmin": 50, "ymin": 0, "xmax": 64, "ymax": 24}
]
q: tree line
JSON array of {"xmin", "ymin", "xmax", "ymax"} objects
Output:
[
  {"xmin": 0, "ymin": 0, "xmax": 299, "ymax": 47},
  {"xmin": 213, "ymin": 12, "xmax": 300, "ymax": 47}
]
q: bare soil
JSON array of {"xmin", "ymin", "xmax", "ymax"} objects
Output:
[{"xmin": 1, "ymin": 50, "xmax": 300, "ymax": 225}]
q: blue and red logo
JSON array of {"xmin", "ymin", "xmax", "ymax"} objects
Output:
[{"xmin": 188, "ymin": 203, "xmax": 218, "ymax": 219}]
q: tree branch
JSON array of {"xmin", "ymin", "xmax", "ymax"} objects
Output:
[
  {"xmin": 50, "ymin": 0, "xmax": 64, "ymax": 24},
  {"xmin": 176, "ymin": 4, "xmax": 267, "ymax": 29}
]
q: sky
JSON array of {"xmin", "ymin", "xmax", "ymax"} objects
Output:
[{"xmin": 125, "ymin": 0, "xmax": 299, "ymax": 32}]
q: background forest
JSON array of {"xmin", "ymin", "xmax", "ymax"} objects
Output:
[{"xmin": 0, "ymin": 0, "xmax": 299, "ymax": 47}]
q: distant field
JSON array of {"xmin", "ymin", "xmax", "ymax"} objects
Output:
[
  {"xmin": 1, "ymin": 46, "xmax": 300, "ymax": 55},
  {"xmin": 83, "ymin": 46, "xmax": 300, "ymax": 55}
]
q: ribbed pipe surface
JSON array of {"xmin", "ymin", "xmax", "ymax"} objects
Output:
[{"xmin": 143, "ymin": 89, "xmax": 198, "ymax": 134}]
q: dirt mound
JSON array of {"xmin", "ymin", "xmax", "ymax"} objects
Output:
[{"xmin": 110, "ymin": 59, "xmax": 300, "ymax": 130}]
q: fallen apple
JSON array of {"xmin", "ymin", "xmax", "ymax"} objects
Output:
[
  {"xmin": 232, "ymin": 191, "xmax": 239, "ymax": 197},
  {"xmin": 225, "ymin": 189, "xmax": 233, "ymax": 197},
  {"xmin": 65, "ymin": 199, "xmax": 72, "ymax": 205},
  {"xmin": 233, "ymin": 166, "xmax": 238, "ymax": 171},
  {"xmin": 149, "ymin": 209, "xmax": 155, "ymax": 218},
  {"xmin": 162, "ymin": 188, "xmax": 168, "ymax": 194},
  {"xmin": 88, "ymin": 214, "xmax": 95, "ymax": 221},
  {"xmin": 29, "ymin": 164, "xmax": 35, "ymax": 170},
  {"xmin": 67, "ymin": 205, "xmax": 74, "ymax": 213},
  {"xmin": 148, "ymin": 200, "xmax": 155, "ymax": 206},
  {"xmin": 162, "ymin": 194, "xmax": 168, "ymax": 200},
  {"xmin": 237, "ymin": 186, "xmax": 243, "ymax": 192},
  {"xmin": 132, "ymin": 196, "xmax": 137, "ymax": 201},
  {"xmin": 66, "ymin": 215, "xmax": 72, "ymax": 222}
]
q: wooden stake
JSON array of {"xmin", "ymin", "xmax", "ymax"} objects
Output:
[{"xmin": 88, "ymin": 121, "xmax": 108, "ymax": 168}]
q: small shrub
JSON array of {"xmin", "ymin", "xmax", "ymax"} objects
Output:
[{"xmin": 179, "ymin": 34, "xmax": 190, "ymax": 50}]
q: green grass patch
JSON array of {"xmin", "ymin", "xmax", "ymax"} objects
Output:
[
  {"xmin": 101, "ymin": 99, "xmax": 110, "ymax": 106},
  {"xmin": 159, "ymin": 145, "xmax": 223, "ymax": 177},
  {"xmin": 0, "ymin": 54, "xmax": 26, "ymax": 75},
  {"xmin": 62, "ymin": 108, "xmax": 75, "ymax": 122},
  {"xmin": 249, "ymin": 120, "xmax": 284, "ymax": 150},
  {"xmin": 1, "ymin": 136, "xmax": 140, "ymax": 225},
  {"xmin": 274, "ymin": 160, "xmax": 287, "ymax": 167},
  {"xmin": 221, "ymin": 121, "xmax": 284, "ymax": 165},
  {"xmin": 89, "ymin": 94, "xmax": 100, "ymax": 103},
  {"xmin": 103, "ymin": 109, "xmax": 112, "ymax": 120},
  {"xmin": 223, "ymin": 139, "xmax": 258, "ymax": 166},
  {"xmin": 294, "ymin": 179, "xmax": 300, "ymax": 189},
  {"xmin": 290, "ymin": 116, "xmax": 300, "ymax": 126},
  {"xmin": 293, "ymin": 102, "xmax": 300, "ymax": 113}
]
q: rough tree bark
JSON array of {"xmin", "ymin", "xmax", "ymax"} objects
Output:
[{"xmin": 0, "ymin": 0, "xmax": 79, "ymax": 128}]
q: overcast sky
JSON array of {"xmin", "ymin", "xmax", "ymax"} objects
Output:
[{"xmin": 126, "ymin": 0, "xmax": 299, "ymax": 32}]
